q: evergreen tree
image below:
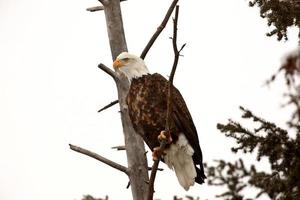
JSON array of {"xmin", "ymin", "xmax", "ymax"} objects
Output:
[
  {"xmin": 206, "ymin": 1, "xmax": 300, "ymax": 198},
  {"xmin": 249, "ymin": 0, "xmax": 300, "ymax": 41}
]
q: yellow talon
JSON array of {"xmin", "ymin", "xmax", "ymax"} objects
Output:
[
  {"xmin": 158, "ymin": 131, "xmax": 167, "ymax": 141},
  {"xmin": 158, "ymin": 130, "xmax": 172, "ymax": 143}
]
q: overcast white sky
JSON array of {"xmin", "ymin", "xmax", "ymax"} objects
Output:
[{"xmin": 0, "ymin": 0, "xmax": 299, "ymax": 200}]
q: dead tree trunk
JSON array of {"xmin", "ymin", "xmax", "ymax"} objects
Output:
[
  {"xmin": 70, "ymin": 1, "xmax": 180, "ymax": 200},
  {"xmin": 101, "ymin": 1, "xmax": 149, "ymax": 200}
]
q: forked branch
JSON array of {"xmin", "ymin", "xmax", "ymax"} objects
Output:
[
  {"xmin": 147, "ymin": 5, "xmax": 183, "ymax": 200},
  {"xmin": 140, "ymin": 0, "xmax": 179, "ymax": 59}
]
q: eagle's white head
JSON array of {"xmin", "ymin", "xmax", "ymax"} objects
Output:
[{"xmin": 113, "ymin": 52, "xmax": 150, "ymax": 81}]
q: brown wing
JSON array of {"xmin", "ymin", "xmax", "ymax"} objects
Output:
[
  {"xmin": 168, "ymin": 76, "xmax": 206, "ymax": 183},
  {"xmin": 153, "ymin": 73, "xmax": 205, "ymax": 182},
  {"xmin": 172, "ymin": 87, "xmax": 203, "ymax": 165},
  {"xmin": 151, "ymin": 74, "xmax": 203, "ymax": 164}
]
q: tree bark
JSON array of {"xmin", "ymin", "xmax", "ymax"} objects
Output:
[
  {"xmin": 102, "ymin": 1, "xmax": 149, "ymax": 200},
  {"xmin": 103, "ymin": 0, "xmax": 128, "ymax": 60}
]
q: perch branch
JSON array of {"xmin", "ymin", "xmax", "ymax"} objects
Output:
[
  {"xmin": 98, "ymin": 63, "xmax": 117, "ymax": 81},
  {"xmin": 147, "ymin": 140, "xmax": 167, "ymax": 200},
  {"xmin": 147, "ymin": 6, "xmax": 181, "ymax": 200},
  {"xmin": 69, "ymin": 144, "xmax": 129, "ymax": 175},
  {"xmin": 87, "ymin": 6, "xmax": 104, "ymax": 12},
  {"xmin": 98, "ymin": 100, "xmax": 119, "ymax": 112},
  {"xmin": 140, "ymin": 0, "xmax": 179, "ymax": 59}
]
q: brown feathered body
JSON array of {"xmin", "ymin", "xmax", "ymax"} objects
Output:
[{"xmin": 126, "ymin": 73, "xmax": 206, "ymax": 186}]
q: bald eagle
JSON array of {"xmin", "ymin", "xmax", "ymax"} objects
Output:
[{"xmin": 113, "ymin": 52, "xmax": 206, "ymax": 190}]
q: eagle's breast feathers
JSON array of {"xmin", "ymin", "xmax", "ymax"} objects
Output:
[{"xmin": 127, "ymin": 73, "xmax": 177, "ymax": 149}]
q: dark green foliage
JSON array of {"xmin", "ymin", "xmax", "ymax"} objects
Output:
[
  {"xmin": 206, "ymin": 159, "xmax": 250, "ymax": 200},
  {"xmin": 266, "ymin": 50, "xmax": 300, "ymax": 87},
  {"xmin": 266, "ymin": 49, "xmax": 300, "ymax": 127},
  {"xmin": 215, "ymin": 107, "xmax": 300, "ymax": 199},
  {"xmin": 207, "ymin": 51, "xmax": 300, "ymax": 199},
  {"xmin": 248, "ymin": 0, "xmax": 300, "ymax": 41}
]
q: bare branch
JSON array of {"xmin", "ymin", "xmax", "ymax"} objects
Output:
[
  {"xmin": 98, "ymin": 100, "xmax": 119, "ymax": 113},
  {"xmin": 126, "ymin": 181, "xmax": 131, "ymax": 189},
  {"xmin": 140, "ymin": 0, "xmax": 179, "ymax": 59},
  {"xmin": 87, "ymin": 6, "xmax": 104, "ymax": 12},
  {"xmin": 98, "ymin": 63, "xmax": 117, "ymax": 80},
  {"xmin": 179, "ymin": 43, "xmax": 186, "ymax": 53},
  {"xmin": 69, "ymin": 144, "xmax": 129, "ymax": 175},
  {"xmin": 147, "ymin": 140, "xmax": 167, "ymax": 200},
  {"xmin": 148, "ymin": 167, "xmax": 164, "ymax": 171},
  {"xmin": 112, "ymin": 145, "xmax": 126, "ymax": 151},
  {"xmin": 147, "ymin": 6, "xmax": 181, "ymax": 200},
  {"xmin": 169, "ymin": 6, "xmax": 181, "ymax": 85}
]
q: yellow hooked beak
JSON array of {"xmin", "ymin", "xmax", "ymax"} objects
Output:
[{"xmin": 113, "ymin": 59, "xmax": 123, "ymax": 70}]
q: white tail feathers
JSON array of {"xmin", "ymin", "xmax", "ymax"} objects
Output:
[{"xmin": 164, "ymin": 134, "xmax": 197, "ymax": 191}]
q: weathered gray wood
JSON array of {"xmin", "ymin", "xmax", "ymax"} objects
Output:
[
  {"xmin": 86, "ymin": 6, "xmax": 104, "ymax": 12},
  {"xmin": 102, "ymin": 1, "xmax": 149, "ymax": 200},
  {"xmin": 103, "ymin": 0, "xmax": 128, "ymax": 60}
]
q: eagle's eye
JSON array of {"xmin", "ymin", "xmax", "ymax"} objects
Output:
[{"xmin": 122, "ymin": 58, "xmax": 130, "ymax": 62}]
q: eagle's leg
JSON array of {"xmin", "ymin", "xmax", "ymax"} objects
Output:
[
  {"xmin": 152, "ymin": 147, "xmax": 166, "ymax": 161},
  {"xmin": 158, "ymin": 130, "xmax": 173, "ymax": 143},
  {"xmin": 152, "ymin": 130, "xmax": 173, "ymax": 161}
]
